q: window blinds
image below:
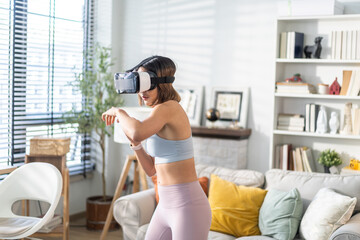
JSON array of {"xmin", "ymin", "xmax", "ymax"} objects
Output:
[{"xmin": 0, "ymin": 0, "xmax": 94, "ymax": 175}]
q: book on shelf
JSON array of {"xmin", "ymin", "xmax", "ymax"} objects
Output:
[
  {"xmin": 282, "ymin": 144, "xmax": 290, "ymax": 170},
  {"xmin": 275, "ymin": 145, "xmax": 315, "ymax": 172},
  {"xmin": 346, "ymin": 69, "xmax": 360, "ymax": 96},
  {"xmin": 293, "ymin": 32, "xmax": 304, "ymax": 59},
  {"xmin": 352, "ymin": 104, "xmax": 360, "ymax": 135},
  {"xmin": 351, "ymin": 30, "xmax": 356, "ymax": 60},
  {"xmin": 282, "ymin": 144, "xmax": 294, "ymax": 170},
  {"xmin": 304, "ymin": 103, "xmax": 320, "ymax": 133},
  {"xmin": 357, "ymin": 30, "xmax": 360, "ymax": 59},
  {"xmin": 274, "ymin": 145, "xmax": 281, "ymax": 169},
  {"xmin": 332, "ymin": 30, "xmax": 360, "ymax": 60},
  {"xmin": 343, "ymin": 30, "xmax": 349, "ymax": 60},
  {"xmin": 334, "ymin": 30, "xmax": 342, "ymax": 59},
  {"xmin": 341, "ymin": 166, "xmax": 360, "ymax": 175},
  {"xmin": 276, "ymin": 144, "xmax": 293, "ymax": 171},
  {"xmin": 309, "ymin": 104, "xmax": 321, "ymax": 133},
  {"xmin": 286, "ymin": 32, "xmax": 292, "ymax": 59},
  {"xmin": 340, "ymin": 70, "xmax": 352, "ymax": 95},
  {"xmin": 277, "ymin": 113, "xmax": 304, "ymax": 132},
  {"xmin": 290, "ymin": 147, "xmax": 315, "ymax": 172},
  {"xmin": 277, "ymin": 125, "xmax": 305, "ymax": 131},
  {"xmin": 294, "ymin": 148, "xmax": 304, "ymax": 172},
  {"xmin": 276, "ymin": 82, "xmax": 316, "ymax": 94},
  {"xmin": 279, "ymin": 32, "xmax": 287, "ymax": 58},
  {"xmin": 278, "ymin": 115, "xmax": 305, "ymax": 125},
  {"xmin": 300, "ymin": 147, "xmax": 315, "ymax": 172},
  {"xmin": 305, "ymin": 104, "xmax": 311, "ymax": 132},
  {"xmin": 280, "ymin": 32, "xmax": 304, "ymax": 59},
  {"xmin": 331, "ymin": 31, "xmax": 336, "ymax": 59},
  {"xmin": 347, "ymin": 31, "xmax": 352, "ymax": 60}
]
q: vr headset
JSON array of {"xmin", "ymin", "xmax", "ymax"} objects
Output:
[{"xmin": 114, "ymin": 71, "xmax": 175, "ymax": 94}]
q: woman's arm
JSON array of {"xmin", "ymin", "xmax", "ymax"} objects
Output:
[
  {"xmin": 131, "ymin": 145, "xmax": 156, "ymax": 177},
  {"xmin": 102, "ymin": 104, "xmax": 173, "ymax": 176},
  {"xmin": 102, "ymin": 104, "xmax": 171, "ymax": 142}
]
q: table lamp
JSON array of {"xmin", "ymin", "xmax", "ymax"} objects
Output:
[{"xmin": 101, "ymin": 107, "xmax": 151, "ymax": 240}]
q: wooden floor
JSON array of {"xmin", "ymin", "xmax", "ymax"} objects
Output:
[{"xmin": 41, "ymin": 217, "xmax": 123, "ymax": 240}]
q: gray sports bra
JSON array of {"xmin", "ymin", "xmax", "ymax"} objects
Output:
[{"xmin": 146, "ymin": 134, "xmax": 194, "ymax": 164}]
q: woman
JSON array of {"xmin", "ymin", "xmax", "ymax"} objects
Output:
[{"xmin": 102, "ymin": 56, "xmax": 211, "ymax": 240}]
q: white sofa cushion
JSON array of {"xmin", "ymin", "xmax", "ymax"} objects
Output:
[
  {"xmin": 195, "ymin": 164, "xmax": 265, "ymax": 188},
  {"xmin": 299, "ymin": 188, "xmax": 356, "ymax": 240},
  {"xmin": 265, "ymin": 169, "xmax": 360, "ymax": 212}
]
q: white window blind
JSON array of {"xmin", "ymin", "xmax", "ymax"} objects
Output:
[{"xmin": 0, "ymin": 0, "xmax": 94, "ymax": 175}]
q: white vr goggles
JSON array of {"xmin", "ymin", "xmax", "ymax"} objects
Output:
[{"xmin": 114, "ymin": 71, "xmax": 175, "ymax": 94}]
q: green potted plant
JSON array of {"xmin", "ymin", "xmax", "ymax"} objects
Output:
[
  {"xmin": 317, "ymin": 149, "xmax": 342, "ymax": 173},
  {"xmin": 64, "ymin": 44, "xmax": 123, "ymax": 230}
]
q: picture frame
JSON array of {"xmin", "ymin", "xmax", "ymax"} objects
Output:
[
  {"xmin": 175, "ymin": 84, "xmax": 204, "ymax": 127},
  {"xmin": 208, "ymin": 87, "xmax": 249, "ymax": 128}
]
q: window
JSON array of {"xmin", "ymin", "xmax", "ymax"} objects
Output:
[{"xmin": 0, "ymin": 0, "xmax": 94, "ymax": 175}]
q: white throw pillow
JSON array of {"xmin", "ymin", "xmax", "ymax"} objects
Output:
[{"xmin": 299, "ymin": 188, "xmax": 357, "ymax": 240}]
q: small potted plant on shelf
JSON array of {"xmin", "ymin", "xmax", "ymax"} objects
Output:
[{"xmin": 317, "ymin": 149, "xmax": 342, "ymax": 173}]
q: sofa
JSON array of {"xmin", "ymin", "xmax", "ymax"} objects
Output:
[{"xmin": 113, "ymin": 164, "xmax": 360, "ymax": 240}]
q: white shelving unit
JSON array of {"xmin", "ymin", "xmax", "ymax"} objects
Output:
[{"xmin": 270, "ymin": 15, "xmax": 360, "ymax": 172}]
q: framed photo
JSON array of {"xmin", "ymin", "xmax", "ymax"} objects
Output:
[
  {"xmin": 208, "ymin": 87, "xmax": 249, "ymax": 128},
  {"xmin": 175, "ymin": 84, "xmax": 204, "ymax": 126}
]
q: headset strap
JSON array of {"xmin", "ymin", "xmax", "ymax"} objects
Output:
[{"xmin": 154, "ymin": 76, "xmax": 175, "ymax": 84}]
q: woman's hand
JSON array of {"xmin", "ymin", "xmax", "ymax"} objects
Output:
[{"xmin": 102, "ymin": 107, "xmax": 120, "ymax": 126}]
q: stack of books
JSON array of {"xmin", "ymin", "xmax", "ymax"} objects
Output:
[
  {"xmin": 305, "ymin": 104, "xmax": 321, "ymax": 132},
  {"xmin": 274, "ymin": 143, "xmax": 293, "ymax": 170},
  {"xmin": 274, "ymin": 145, "xmax": 315, "ymax": 172},
  {"xmin": 276, "ymin": 82, "xmax": 316, "ymax": 94},
  {"xmin": 277, "ymin": 114, "xmax": 305, "ymax": 132},
  {"xmin": 279, "ymin": 32, "xmax": 304, "ymax": 59},
  {"xmin": 331, "ymin": 30, "xmax": 360, "ymax": 60},
  {"xmin": 291, "ymin": 147, "xmax": 316, "ymax": 172}
]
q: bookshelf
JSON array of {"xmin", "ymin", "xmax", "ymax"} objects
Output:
[{"xmin": 270, "ymin": 14, "xmax": 360, "ymax": 172}]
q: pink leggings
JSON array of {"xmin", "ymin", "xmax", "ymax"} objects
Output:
[{"xmin": 145, "ymin": 180, "xmax": 212, "ymax": 240}]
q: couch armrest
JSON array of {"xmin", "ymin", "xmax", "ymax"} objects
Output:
[
  {"xmin": 113, "ymin": 188, "xmax": 156, "ymax": 240},
  {"xmin": 330, "ymin": 213, "xmax": 360, "ymax": 240}
]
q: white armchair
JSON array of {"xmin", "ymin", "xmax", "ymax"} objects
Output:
[
  {"xmin": 113, "ymin": 188, "xmax": 157, "ymax": 240},
  {"xmin": 0, "ymin": 162, "xmax": 63, "ymax": 239}
]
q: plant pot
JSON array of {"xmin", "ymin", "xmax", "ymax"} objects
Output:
[
  {"xmin": 324, "ymin": 166, "xmax": 330, "ymax": 173},
  {"xmin": 86, "ymin": 195, "xmax": 119, "ymax": 231}
]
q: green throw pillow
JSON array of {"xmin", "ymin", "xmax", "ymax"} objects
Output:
[{"xmin": 259, "ymin": 188, "xmax": 303, "ymax": 240}]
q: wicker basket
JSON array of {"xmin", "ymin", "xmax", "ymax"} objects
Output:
[{"xmin": 30, "ymin": 137, "xmax": 71, "ymax": 156}]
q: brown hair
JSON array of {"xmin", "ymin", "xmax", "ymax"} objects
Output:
[{"xmin": 130, "ymin": 56, "xmax": 181, "ymax": 106}]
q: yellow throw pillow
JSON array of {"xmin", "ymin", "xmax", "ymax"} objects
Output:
[{"xmin": 208, "ymin": 174, "xmax": 267, "ymax": 237}]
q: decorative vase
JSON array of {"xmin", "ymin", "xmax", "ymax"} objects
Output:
[{"xmin": 324, "ymin": 166, "xmax": 330, "ymax": 173}]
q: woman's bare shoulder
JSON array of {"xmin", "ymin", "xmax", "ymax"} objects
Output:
[{"xmin": 153, "ymin": 100, "xmax": 181, "ymax": 111}]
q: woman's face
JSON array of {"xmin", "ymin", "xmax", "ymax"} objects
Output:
[{"xmin": 138, "ymin": 67, "xmax": 158, "ymax": 107}]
